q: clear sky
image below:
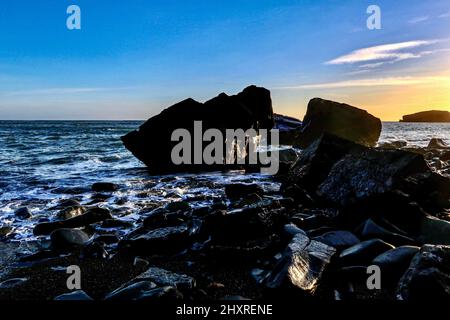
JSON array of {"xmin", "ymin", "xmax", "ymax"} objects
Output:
[{"xmin": 0, "ymin": 0, "xmax": 449, "ymax": 120}]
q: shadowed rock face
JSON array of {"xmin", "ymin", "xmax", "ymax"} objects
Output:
[
  {"xmin": 296, "ymin": 98, "xmax": 381, "ymax": 148},
  {"xmin": 121, "ymin": 85, "xmax": 274, "ymax": 173},
  {"xmin": 401, "ymin": 110, "xmax": 450, "ymax": 122}
]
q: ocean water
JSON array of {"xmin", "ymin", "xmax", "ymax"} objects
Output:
[{"xmin": 1, "ymin": 120, "xmax": 450, "ymax": 242}]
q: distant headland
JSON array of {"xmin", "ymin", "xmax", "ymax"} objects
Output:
[{"xmin": 400, "ymin": 110, "xmax": 450, "ymax": 122}]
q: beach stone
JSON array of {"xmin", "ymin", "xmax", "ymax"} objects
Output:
[
  {"xmin": 138, "ymin": 286, "xmax": 183, "ymax": 301},
  {"xmin": 15, "ymin": 207, "xmax": 32, "ymax": 219},
  {"xmin": 265, "ymin": 232, "xmax": 336, "ymax": 293},
  {"xmin": 34, "ymin": 207, "xmax": 112, "ymax": 235},
  {"xmin": 50, "ymin": 228, "xmax": 90, "ymax": 250},
  {"xmin": 119, "ymin": 225, "xmax": 191, "ymax": 254},
  {"xmin": 0, "ymin": 226, "xmax": 14, "ymax": 238},
  {"xmin": 357, "ymin": 219, "xmax": 416, "ymax": 246},
  {"xmin": 285, "ymin": 133, "xmax": 366, "ymax": 192},
  {"xmin": 165, "ymin": 201, "xmax": 191, "ymax": 212},
  {"xmin": 0, "ymin": 277, "xmax": 27, "ymax": 289},
  {"xmin": 225, "ymin": 183, "xmax": 264, "ymax": 200},
  {"xmin": 56, "ymin": 206, "xmax": 86, "ymax": 220},
  {"xmin": 282, "ymin": 223, "xmax": 306, "ymax": 241},
  {"xmin": 133, "ymin": 257, "xmax": 150, "ymax": 268},
  {"xmin": 134, "ymin": 267, "xmax": 196, "ymax": 291},
  {"xmin": 372, "ymin": 246, "xmax": 420, "ymax": 286},
  {"xmin": 81, "ymin": 241, "xmax": 109, "ymax": 259},
  {"xmin": 94, "ymin": 234, "xmax": 119, "ymax": 244},
  {"xmin": 54, "ymin": 290, "xmax": 93, "ymax": 300},
  {"xmin": 92, "ymin": 182, "xmax": 119, "ymax": 192},
  {"xmin": 338, "ymin": 239, "xmax": 395, "ymax": 266},
  {"xmin": 104, "ymin": 281, "xmax": 157, "ymax": 300},
  {"xmin": 317, "ymin": 148, "xmax": 429, "ymax": 208},
  {"xmin": 101, "ymin": 218, "xmax": 134, "ymax": 229},
  {"xmin": 427, "ymin": 138, "xmax": 448, "ymax": 149},
  {"xmin": 397, "ymin": 244, "xmax": 450, "ymax": 300},
  {"xmin": 418, "ymin": 216, "xmax": 450, "ymax": 245},
  {"xmin": 121, "ymin": 85, "xmax": 274, "ymax": 173},
  {"xmin": 143, "ymin": 210, "xmax": 186, "ymax": 229},
  {"xmin": 295, "ymin": 98, "xmax": 381, "ymax": 148},
  {"xmin": 378, "ymin": 140, "xmax": 407, "ymax": 149},
  {"xmin": 313, "ymin": 230, "xmax": 360, "ymax": 251}
]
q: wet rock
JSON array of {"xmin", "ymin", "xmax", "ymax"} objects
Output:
[
  {"xmin": 81, "ymin": 241, "xmax": 109, "ymax": 259},
  {"xmin": 338, "ymin": 239, "xmax": 395, "ymax": 266},
  {"xmin": 265, "ymin": 232, "xmax": 336, "ymax": 293},
  {"xmin": 56, "ymin": 206, "xmax": 86, "ymax": 220},
  {"xmin": 313, "ymin": 231, "xmax": 360, "ymax": 251},
  {"xmin": 101, "ymin": 218, "xmax": 134, "ymax": 229},
  {"xmin": 119, "ymin": 225, "xmax": 192, "ymax": 254},
  {"xmin": 397, "ymin": 244, "xmax": 450, "ymax": 300},
  {"xmin": 121, "ymin": 85, "xmax": 274, "ymax": 173},
  {"xmin": 224, "ymin": 183, "xmax": 264, "ymax": 200},
  {"xmin": 138, "ymin": 286, "xmax": 183, "ymax": 301},
  {"xmin": 317, "ymin": 148, "xmax": 429, "ymax": 208},
  {"xmin": 54, "ymin": 290, "xmax": 93, "ymax": 300},
  {"xmin": 357, "ymin": 219, "xmax": 416, "ymax": 246},
  {"xmin": 419, "ymin": 216, "xmax": 450, "ymax": 245},
  {"xmin": 134, "ymin": 267, "xmax": 196, "ymax": 291},
  {"xmin": 54, "ymin": 199, "xmax": 81, "ymax": 209},
  {"xmin": 285, "ymin": 133, "xmax": 366, "ymax": 192},
  {"xmin": 0, "ymin": 226, "xmax": 14, "ymax": 238},
  {"xmin": 15, "ymin": 207, "xmax": 32, "ymax": 219},
  {"xmin": 34, "ymin": 207, "xmax": 112, "ymax": 235},
  {"xmin": 143, "ymin": 210, "xmax": 186, "ymax": 229},
  {"xmin": 427, "ymin": 138, "xmax": 448, "ymax": 149},
  {"xmin": 203, "ymin": 206, "xmax": 288, "ymax": 243},
  {"xmin": 50, "ymin": 228, "xmax": 90, "ymax": 250},
  {"xmin": 372, "ymin": 246, "xmax": 420, "ymax": 286},
  {"xmin": 165, "ymin": 201, "xmax": 191, "ymax": 212},
  {"xmin": 104, "ymin": 281, "xmax": 158, "ymax": 300},
  {"xmin": 0, "ymin": 277, "xmax": 27, "ymax": 289},
  {"xmin": 282, "ymin": 223, "xmax": 306, "ymax": 241},
  {"xmin": 92, "ymin": 182, "xmax": 119, "ymax": 192},
  {"xmin": 296, "ymin": 98, "xmax": 381, "ymax": 148},
  {"xmin": 234, "ymin": 193, "xmax": 263, "ymax": 208}
]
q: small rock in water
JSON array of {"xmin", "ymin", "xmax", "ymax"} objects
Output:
[
  {"xmin": 57, "ymin": 206, "xmax": 86, "ymax": 220},
  {"xmin": 134, "ymin": 267, "xmax": 196, "ymax": 291},
  {"xmin": 15, "ymin": 207, "xmax": 32, "ymax": 219},
  {"xmin": 224, "ymin": 183, "xmax": 264, "ymax": 200},
  {"xmin": 165, "ymin": 201, "xmax": 191, "ymax": 212},
  {"xmin": 54, "ymin": 290, "xmax": 93, "ymax": 300},
  {"xmin": 92, "ymin": 182, "xmax": 119, "ymax": 192},
  {"xmin": 0, "ymin": 226, "xmax": 14, "ymax": 238},
  {"xmin": 427, "ymin": 138, "xmax": 448, "ymax": 149},
  {"xmin": 133, "ymin": 257, "xmax": 150, "ymax": 268},
  {"xmin": 50, "ymin": 228, "xmax": 90, "ymax": 250}
]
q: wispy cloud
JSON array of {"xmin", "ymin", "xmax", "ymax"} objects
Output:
[
  {"xmin": 325, "ymin": 40, "xmax": 438, "ymax": 65},
  {"xmin": 408, "ymin": 16, "xmax": 429, "ymax": 24},
  {"xmin": 5, "ymin": 86, "xmax": 136, "ymax": 97},
  {"xmin": 439, "ymin": 12, "xmax": 450, "ymax": 18},
  {"xmin": 275, "ymin": 76, "xmax": 450, "ymax": 90}
]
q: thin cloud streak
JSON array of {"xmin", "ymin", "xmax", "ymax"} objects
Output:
[
  {"xmin": 275, "ymin": 76, "xmax": 450, "ymax": 90},
  {"xmin": 325, "ymin": 40, "xmax": 438, "ymax": 65},
  {"xmin": 408, "ymin": 16, "xmax": 429, "ymax": 24}
]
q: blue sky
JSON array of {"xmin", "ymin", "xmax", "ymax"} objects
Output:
[{"xmin": 0, "ymin": 0, "xmax": 449, "ymax": 120}]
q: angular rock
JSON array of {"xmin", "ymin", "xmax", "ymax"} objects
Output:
[
  {"xmin": 397, "ymin": 244, "xmax": 450, "ymax": 300},
  {"xmin": 56, "ymin": 206, "xmax": 86, "ymax": 220},
  {"xmin": 34, "ymin": 207, "xmax": 112, "ymax": 235},
  {"xmin": 338, "ymin": 239, "xmax": 395, "ymax": 266},
  {"xmin": 121, "ymin": 85, "xmax": 274, "ymax": 173},
  {"xmin": 224, "ymin": 183, "xmax": 264, "ymax": 200},
  {"xmin": 104, "ymin": 281, "xmax": 157, "ymax": 300},
  {"xmin": 313, "ymin": 230, "xmax": 360, "ymax": 251},
  {"xmin": 274, "ymin": 113, "xmax": 303, "ymax": 146},
  {"xmin": 285, "ymin": 133, "xmax": 366, "ymax": 192},
  {"xmin": 119, "ymin": 225, "xmax": 191, "ymax": 254},
  {"xmin": 265, "ymin": 233, "xmax": 336, "ymax": 293},
  {"xmin": 317, "ymin": 148, "xmax": 429, "ymax": 208},
  {"xmin": 419, "ymin": 216, "xmax": 450, "ymax": 245},
  {"xmin": 357, "ymin": 219, "xmax": 416, "ymax": 246},
  {"xmin": 372, "ymin": 246, "xmax": 420, "ymax": 286},
  {"xmin": 134, "ymin": 267, "xmax": 196, "ymax": 291},
  {"xmin": 428, "ymin": 138, "xmax": 448, "ymax": 149},
  {"xmin": 296, "ymin": 98, "xmax": 381, "ymax": 148},
  {"xmin": 50, "ymin": 228, "xmax": 90, "ymax": 250}
]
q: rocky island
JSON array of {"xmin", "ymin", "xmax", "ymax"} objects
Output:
[{"xmin": 400, "ymin": 110, "xmax": 450, "ymax": 122}]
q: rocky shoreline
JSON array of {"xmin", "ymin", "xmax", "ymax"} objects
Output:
[{"xmin": 1, "ymin": 86, "xmax": 450, "ymax": 301}]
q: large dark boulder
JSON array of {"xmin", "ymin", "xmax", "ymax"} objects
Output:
[
  {"xmin": 121, "ymin": 85, "xmax": 274, "ymax": 173},
  {"xmin": 397, "ymin": 244, "xmax": 450, "ymax": 300},
  {"xmin": 274, "ymin": 114, "xmax": 302, "ymax": 146},
  {"xmin": 284, "ymin": 133, "xmax": 366, "ymax": 192},
  {"xmin": 296, "ymin": 98, "xmax": 381, "ymax": 148}
]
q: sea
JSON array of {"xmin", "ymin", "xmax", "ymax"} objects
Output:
[{"xmin": 1, "ymin": 120, "xmax": 450, "ymax": 243}]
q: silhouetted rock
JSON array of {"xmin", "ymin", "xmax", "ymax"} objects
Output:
[
  {"xmin": 427, "ymin": 138, "xmax": 448, "ymax": 149},
  {"xmin": 338, "ymin": 239, "xmax": 395, "ymax": 266},
  {"xmin": 15, "ymin": 207, "xmax": 31, "ymax": 219},
  {"xmin": 92, "ymin": 182, "xmax": 119, "ymax": 192},
  {"xmin": 121, "ymin": 85, "xmax": 274, "ymax": 173},
  {"xmin": 400, "ymin": 110, "xmax": 450, "ymax": 123},
  {"xmin": 274, "ymin": 114, "xmax": 302, "ymax": 146},
  {"xmin": 397, "ymin": 244, "xmax": 450, "ymax": 300},
  {"xmin": 296, "ymin": 98, "xmax": 381, "ymax": 148}
]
